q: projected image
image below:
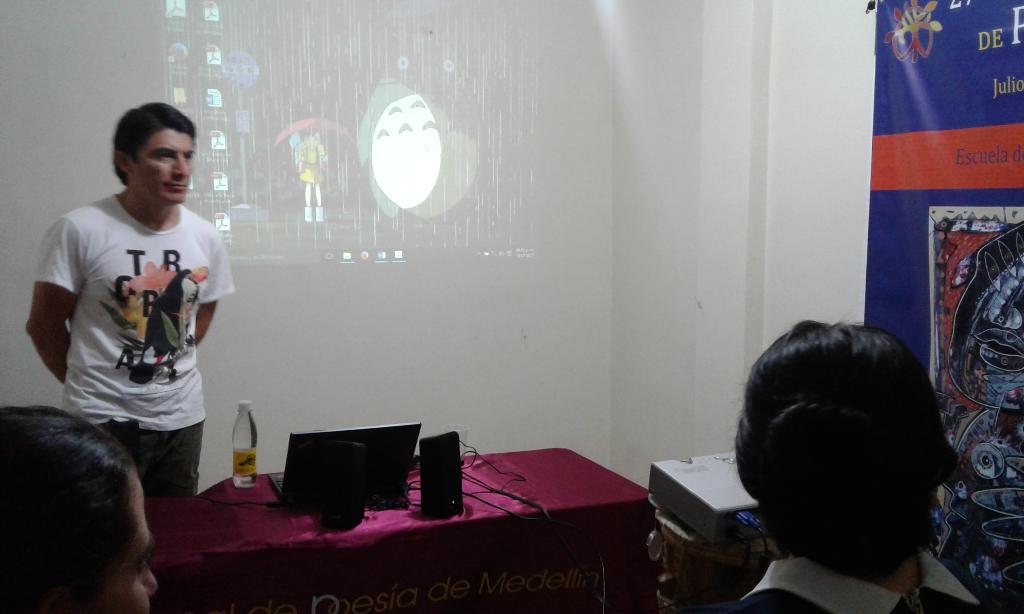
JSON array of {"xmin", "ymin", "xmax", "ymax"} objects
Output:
[
  {"xmin": 287, "ymin": 128, "xmax": 328, "ymax": 222},
  {"xmin": 930, "ymin": 207, "xmax": 1024, "ymax": 609},
  {"xmin": 366, "ymin": 90, "xmax": 443, "ymax": 211},
  {"xmin": 161, "ymin": 0, "xmax": 538, "ymax": 264},
  {"xmin": 359, "ymin": 82, "xmax": 477, "ymax": 222}
]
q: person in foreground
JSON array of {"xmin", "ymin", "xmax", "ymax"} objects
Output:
[
  {"xmin": 0, "ymin": 406, "xmax": 157, "ymax": 613},
  {"xmin": 683, "ymin": 321, "xmax": 987, "ymax": 613}
]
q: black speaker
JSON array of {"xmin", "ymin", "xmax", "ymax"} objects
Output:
[
  {"xmin": 419, "ymin": 431, "xmax": 464, "ymax": 518},
  {"xmin": 319, "ymin": 440, "xmax": 367, "ymax": 530}
]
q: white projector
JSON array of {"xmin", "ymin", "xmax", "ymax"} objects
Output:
[{"xmin": 648, "ymin": 453, "xmax": 759, "ymax": 543}]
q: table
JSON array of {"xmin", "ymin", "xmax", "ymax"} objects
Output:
[{"xmin": 146, "ymin": 448, "xmax": 658, "ymax": 614}]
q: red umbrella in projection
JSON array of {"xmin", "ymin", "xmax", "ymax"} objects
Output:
[{"xmin": 273, "ymin": 118, "xmax": 349, "ymax": 146}]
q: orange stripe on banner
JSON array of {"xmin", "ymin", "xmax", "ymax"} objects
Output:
[{"xmin": 871, "ymin": 123, "xmax": 1024, "ymax": 191}]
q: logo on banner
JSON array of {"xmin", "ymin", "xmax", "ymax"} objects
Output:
[{"xmin": 884, "ymin": 0, "xmax": 943, "ymax": 63}]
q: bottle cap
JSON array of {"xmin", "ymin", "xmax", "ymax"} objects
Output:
[{"xmin": 238, "ymin": 400, "xmax": 253, "ymax": 412}]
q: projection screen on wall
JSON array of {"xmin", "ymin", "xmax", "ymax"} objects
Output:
[{"xmin": 162, "ymin": 0, "xmax": 539, "ymax": 265}]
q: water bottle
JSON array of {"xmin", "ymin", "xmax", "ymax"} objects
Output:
[{"xmin": 232, "ymin": 400, "xmax": 258, "ymax": 488}]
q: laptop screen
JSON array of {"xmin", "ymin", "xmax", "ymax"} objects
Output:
[{"xmin": 279, "ymin": 422, "xmax": 421, "ymax": 503}]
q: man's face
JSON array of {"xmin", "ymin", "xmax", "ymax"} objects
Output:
[
  {"xmin": 117, "ymin": 128, "xmax": 194, "ymax": 210},
  {"xmin": 87, "ymin": 473, "xmax": 158, "ymax": 613}
]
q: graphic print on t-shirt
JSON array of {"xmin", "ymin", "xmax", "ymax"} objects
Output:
[{"xmin": 100, "ymin": 249, "xmax": 208, "ymax": 385}]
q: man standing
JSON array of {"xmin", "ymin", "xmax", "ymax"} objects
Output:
[{"xmin": 26, "ymin": 103, "xmax": 235, "ymax": 496}]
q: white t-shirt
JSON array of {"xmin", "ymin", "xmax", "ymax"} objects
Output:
[{"xmin": 36, "ymin": 196, "xmax": 235, "ymax": 430}]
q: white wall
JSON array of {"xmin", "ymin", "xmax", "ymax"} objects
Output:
[
  {"xmin": 606, "ymin": 0, "xmax": 705, "ymax": 483},
  {"xmin": 762, "ymin": 2, "xmax": 875, "ymax": 338},
  {"xmin": 0, "ymin": 1, "xmax": 876, "ymax": 490},
  {"xmin": 610, "ymin": 0, "xmax": 876, "ymax": 484}
]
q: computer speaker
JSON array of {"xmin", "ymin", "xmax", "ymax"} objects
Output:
[
  {"xmin": 319, "ymin": 440, "xmax": 367, "ymax": 530},
  {"xmin": 419, "ymin": 431, "xmax": 464, "ymax": 518}
]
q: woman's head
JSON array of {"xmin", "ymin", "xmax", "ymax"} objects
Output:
[
  {"xmin": 736, "ymin": 322, "xmax": 957, "ymax": 578},
  {"xmin": 0, "ymin": 406, "xmax": 157, "ymax": 613}
]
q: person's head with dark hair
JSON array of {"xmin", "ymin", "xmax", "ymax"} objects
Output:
[
  {"xmin": 0, "ymin": 406, "xmax": 157, "ymax": 613},
  {"xmin": 736, "ymin": 321, "xmax": 957, "ymax": 580},
  {"xmin": 111, "ymin": 103, "xmax": 195, "ymax": 230},
  {"xmin": 112, "ymin": 103, "xmax": 195, "ymax": 186}
]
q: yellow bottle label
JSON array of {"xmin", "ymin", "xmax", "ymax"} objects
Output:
[{"xmin": 233, "ymin": 449, "xmax": 257, "ymax": 476}]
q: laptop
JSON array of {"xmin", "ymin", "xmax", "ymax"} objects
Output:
[{"xmin": 269, "ymin": 422, "xmax": 421, "ymax": 504}]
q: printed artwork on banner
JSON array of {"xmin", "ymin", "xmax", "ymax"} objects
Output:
[
  {"xmin": 930, "ymin": 206, "xmax": 1024, "ymax": 607},
  {"xmin": 882, "ymin": 0, "xmax": 943, "ymax": 64}
]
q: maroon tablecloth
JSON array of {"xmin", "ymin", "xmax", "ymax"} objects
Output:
[{"xmin": 146, "ymin": 448, "xmax": 657, "ymax": 613}]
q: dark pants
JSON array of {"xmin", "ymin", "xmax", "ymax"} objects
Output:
[{"xmin": 101, "ymin": 420, "xmax": 204, "ymax": 497}]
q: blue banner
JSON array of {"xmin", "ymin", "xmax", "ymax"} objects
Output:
[{"xmin": 868, "ymin": 2, "xmax": 1024, "ymax": 610}]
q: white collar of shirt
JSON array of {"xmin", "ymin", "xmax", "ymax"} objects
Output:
[{"xmin": 746, "ymin": 552, "xmax": 979, "ymax": 614}]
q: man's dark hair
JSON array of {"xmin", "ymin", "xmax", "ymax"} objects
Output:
[
  {"xmin": 0, "ymin": 406, "xmax": 137, "ymax": 612},
  {"xmin": 112, "ymin": 102, "xmax": 195, "ymax": 185},
  {"xmin": 735, "ymin": 321, "xmax": 957, "ymax": 578}
]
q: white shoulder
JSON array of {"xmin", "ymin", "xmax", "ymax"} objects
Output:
[
  {"xmin": 61, "ymin": 195, "xmax": 121, "ymax": 227},
  {"xmin": 180, "ymin": 206, "xmax": 221, "ymax": 237}
]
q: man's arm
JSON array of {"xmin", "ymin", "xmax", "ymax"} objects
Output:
[
  {"xmin": 194, "ymin": 300, "xmax": 218, "ymax": 345},
  {"xmin": 26, "ymin": 281, "xmax": 78, "ymax": 383}
]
